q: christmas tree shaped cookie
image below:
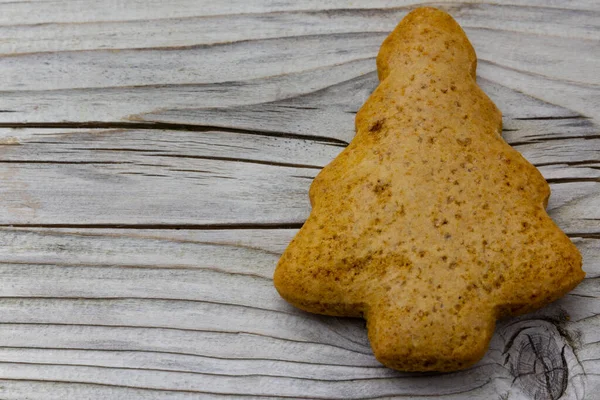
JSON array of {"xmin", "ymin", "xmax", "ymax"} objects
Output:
[{"xmin": 273, "ymin": 7, "xmax": 584, "ymax": 372}]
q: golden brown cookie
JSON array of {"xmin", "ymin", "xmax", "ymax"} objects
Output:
[{"xmin": 273, "ymin": 7, "xmax": 585, "ymax": 372}]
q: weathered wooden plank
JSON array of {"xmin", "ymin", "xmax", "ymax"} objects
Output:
[
  {"xmin": 0, "ymin": 227, "xmax": 597, "ymax": 398},
  {"xmin": 0, "ymin": 34, "xmax": 385, "ymax": 91},
  {"xmin": 0, "ymin": 58, "xmax": 375, "ymax": 124},
  {"xmin": 0, "ymin": 381, "xmax": 216, "ymax": 400},
  {"xmin": 140, "ymin": 75, "xmax": 588, "ymax": 143},
  {"xmin": 0, "ymin": 4, "xmax": 596, "ymax": 55},
  {"xmin": 0, "ymin": 0, "xmax": 596, "ymax": 28},
  {"xmin": 0, "ymin": 3, "xmax": 597, "ymax": 127},
  {"xmin": 0, "ymin": 360, "xmax": 508, "ymax": 398},
  {"xmin": 0, "ymin": 126, "xmax": 598, "ymax": 232},
  {"xmin": 0, "ymin": 127, "xmax": 321, "ymax": 225},
  {"xmin": 0, "ymin": 127, "xmax": 344, "ymax": 165},
  {"xmin": 0, "ymin": 160, "xmax": 313, "ymax": 225},
  {"xmin": 0, "ymin": 345, "xmax": 388, "ymax": 381}
]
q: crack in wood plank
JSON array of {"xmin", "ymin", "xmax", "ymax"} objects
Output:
[
  {"xmin": 514, "ymin": 116, "xmax": 592, "ymax": 121},
  {"xmin": 0, "ymin": 323, "xmax": 372, "ymax": 356},
  {"xmin": 0, "ymin": 223, "xmax": 305, "ymax": 230},
  {"xmin": 0, "ymin": 122, "xmax": 350, "ymax": 145},
  {"xmin": 0, "ymin": 346, "xmax": 383, "ymax": 369}
]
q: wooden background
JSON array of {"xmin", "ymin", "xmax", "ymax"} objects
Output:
[{"xmin": 0, "ymin": 0, "xmax": 598, "ymax": 399}]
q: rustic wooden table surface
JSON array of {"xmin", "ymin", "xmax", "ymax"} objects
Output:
[{"xmin": 0, "ymin": 1, "xmax": 598, "ymax": 399}]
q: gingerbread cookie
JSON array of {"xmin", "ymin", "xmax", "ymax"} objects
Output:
[{"xmin": 273, "ymin": 7, "xmax": 584, "ymax": 372}]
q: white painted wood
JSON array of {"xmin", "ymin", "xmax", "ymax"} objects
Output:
[{"xmin": 0, "ymin": 1, "xmax": 598, "ymax": 399}]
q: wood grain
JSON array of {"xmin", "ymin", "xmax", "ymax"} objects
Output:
[{"xmin": 0, "ymin": 0, "xmax": 598, "ymax": 399}]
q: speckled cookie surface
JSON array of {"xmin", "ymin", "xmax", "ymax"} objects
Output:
[{"xmin": 273, "ymin": 7, "xmax": 585, "ymax": 372}]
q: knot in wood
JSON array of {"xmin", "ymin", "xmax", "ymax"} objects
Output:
[{"xmin": 503, "ymin": 320, "xmax": 569, "ymax": 400}]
